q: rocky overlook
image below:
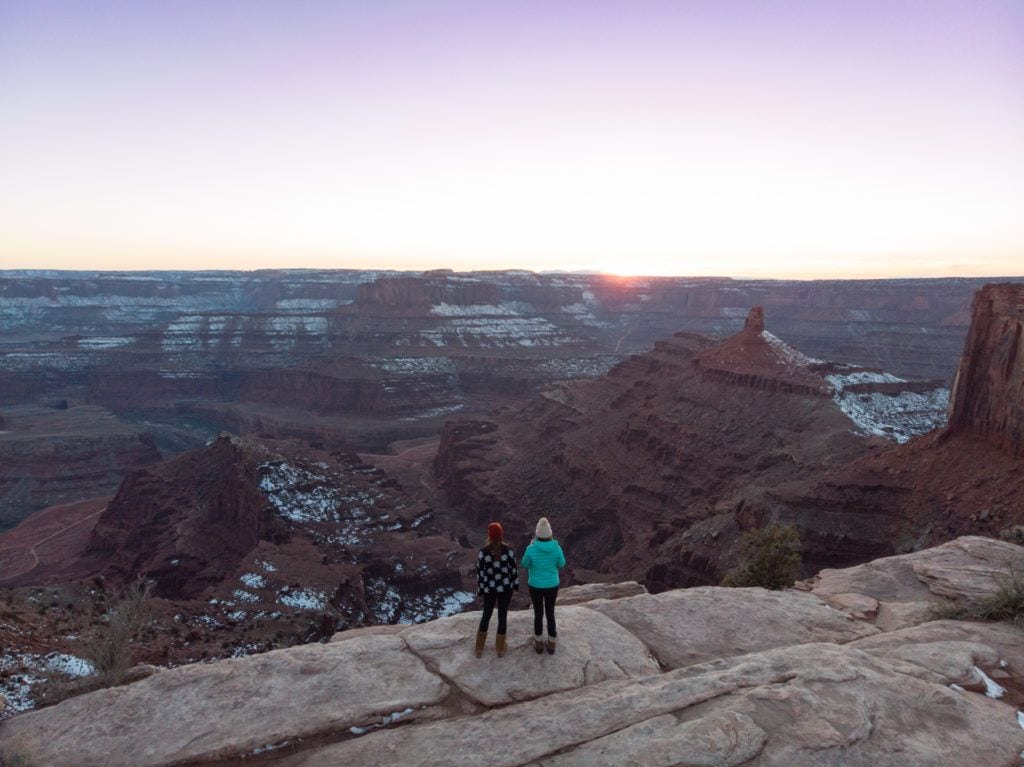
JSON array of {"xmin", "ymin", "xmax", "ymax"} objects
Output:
[{"xmin": 2, "ymin": 537, "xmax": 1023, "ymax": 766}]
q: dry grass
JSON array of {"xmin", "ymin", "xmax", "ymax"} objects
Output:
[
  {"xmin": 929, "ymin": 563, "xmax": 1024, "ymax": 629},
  {"xmin": 80, "ymin": 577, "xmax": 154, "ymax": 688}
]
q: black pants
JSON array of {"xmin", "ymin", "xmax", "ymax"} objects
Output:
[
  {"xmin": 529, "ymin": 586, "xmax": 559, "ymax": 637},
  {"xmin": 478, "ymin": 591, "xmax": 512, "ymax": 634}
]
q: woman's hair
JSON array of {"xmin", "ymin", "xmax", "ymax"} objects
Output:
[{"xmin": 486, "ymin": 535, "xmax": 503, "ymax": 559}]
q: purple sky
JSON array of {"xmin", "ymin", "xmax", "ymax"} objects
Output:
[{"xmin": 2, "ymin": 0, "xmax": 1022, "ymax": 277}]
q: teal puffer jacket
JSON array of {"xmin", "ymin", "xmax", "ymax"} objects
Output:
[{"xmin": 521, "ymin": 538, "xmax": 566, "ymax": 589}]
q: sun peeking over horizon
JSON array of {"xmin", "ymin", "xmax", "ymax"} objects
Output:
[{"xmin": 1, "ymin": 0, "xmax": 1023, "ymax": 279}]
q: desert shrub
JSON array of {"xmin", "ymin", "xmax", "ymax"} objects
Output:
[
  {"xmin": 998, "ymin": 525, "xmax": 1024, "ymax": 546},
  {"xmin": 722, "ymin": 524, "xmax": 802, "ymax": 590},
  {"xmin": 81, "ymin": 577, "xmax": 154, "ymax": 687}
]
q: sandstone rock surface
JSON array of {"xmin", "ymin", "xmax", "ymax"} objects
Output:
[
  {"xmin": 802, "ymin": 535, "xmax": 1024, "ymax": 630},
  {"xmin": 281, "ymin": 642, "xmax": 1023, "ymax": 767},
  {"xmin": 0, "ymin": 634, "xmax": 449, "ymax": 766},
  {"xmin": 586, "ymin": 586, "xmax": 879, "ymax": 669},
  {"xmin": 400, "ymin": 607, "xmax": 660, "ymax": 706},
  {"xmin": 556, "ymin": 580, "xmax": 647, "ymax": 605},
  {"xmin": 3, "ymin": 536, "xmax": 1023, "ymax": 767}
]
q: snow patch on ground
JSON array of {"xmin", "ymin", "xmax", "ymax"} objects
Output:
[
  {"xmin": 827, "ymin": 373, "xmax": 949, "ymax": 443},
  {"xmin": 77, "ymin": 336, "xmax": 134, "ymax": 349},
  {"xmin": 420, "ymin": 317, "xmax": 575, "ymax": 348},
  {"xmin": 762, "ymin": 331, "xmax": 824, "ymax": 366},
  {"xmin": 240, "ymin": 573, "xmax": 267, "ymax": 589},
  {"xmin": 537, "ymin": 356, "xmax": 621, "ymax": 378},
  {"xmin": 400, "ymin": 403, "xmax": 465, "ymax": 421},
  {"xmin": 275, "ymin": 298, "xmax": 338, "ymax": 310},
  {"xmin": 349, "ymin": 707, "xmax": 417, "ymax": 737},
  {"xmin": 559, "ymin": 303, "xmax": 609, "ymax": 327},
  {"xmin": 374, "ymin": 356, "xmax": 456, "ymax": 374},
  {"xmin": 973, "ymin": 665, "xmax": 1006, "ymax": 699},
  {"xmin": 0, "ymin": 651, "xmax": 96, "ymax": 715},
  {"xmin": 430, "ymin": 302, "xmax": 531, "ymax": 317},
  {"xmin": 231, "ymin": 589, "xmax": 260, "ymax": 605},
  {"xmin": 365, "ymin": 578, "xmax": 476, "ymax": 624},
  {"xmin": 259, "ymin": 462, "xmax": 344, "ymax": 523},
  {"xmin": 437, "ymin": 591, "xmax": 476, "ymax": 617},
  {"xmin": 278, "ymin": 588, "xmax": 328, "ymax": 611}
]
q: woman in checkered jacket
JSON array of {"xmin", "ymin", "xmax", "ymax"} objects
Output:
[{"xmin": 474, "ymin": 521, "xmax": 519, "ymax": 658}]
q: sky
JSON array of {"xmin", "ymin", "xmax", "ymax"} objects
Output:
[{"xmin": 1, "ymin": 0, "xmax": 1022, "ymax": 278}]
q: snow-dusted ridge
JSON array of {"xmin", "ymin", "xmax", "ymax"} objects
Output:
[{"xmin": 827, "ymin": 371, "xmax": 949, "ymax": 443}]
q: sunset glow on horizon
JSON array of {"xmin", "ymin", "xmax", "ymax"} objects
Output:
[{"xmin": 2, "ymin": 1, "xmax": 1022, "ymax": 279}]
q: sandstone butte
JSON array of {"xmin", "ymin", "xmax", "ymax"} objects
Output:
[{"xmin": 2, "ymin": 536, "xmax": 1024, "ymax": 766}]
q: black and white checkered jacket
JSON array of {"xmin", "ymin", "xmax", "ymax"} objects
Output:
[{"xmin": 477, "ymin": 544, "xmax": 519, "ymax": 595}]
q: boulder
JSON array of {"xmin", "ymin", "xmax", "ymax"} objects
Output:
[
  {"xmin": 585, "ymin": 586, "xmax": 878, "ymax": 669},
  {"xmin": 802, "ymin": 536, "xmax": 1024, "ymax": 630}
]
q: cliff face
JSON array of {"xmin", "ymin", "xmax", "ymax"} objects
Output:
[
  {"xmin": 947, "ymin": 283, "xmax": 1024, "ymax": 458},
  {"xmin": 434, "ymin": 314, "xmax": 903, "ymax": 588},
  {"xmin": 768, "ymin": 283, "xmax": 1024, "ymax": 556},
  {"xmin": 0, "ymin": 405, "xmax": 160, "ymax": 531},
  {"xmin": 85, "ymin": 436, "xmax": 285, "ymax": 597}
]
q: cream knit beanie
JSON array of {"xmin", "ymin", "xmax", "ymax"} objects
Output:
[{"xmin": 535, "ymin": 517, "xmax": 553, "ymax": 539}]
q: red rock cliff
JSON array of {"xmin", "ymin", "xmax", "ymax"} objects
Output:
[{"xmin": 947, "ymin": 283, "xmax": 1024, "ymax": 458}]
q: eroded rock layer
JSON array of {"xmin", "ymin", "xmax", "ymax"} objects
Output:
[{"xmin": 947, "ymin": 283, "xmax": 1024, "ymax": 458}]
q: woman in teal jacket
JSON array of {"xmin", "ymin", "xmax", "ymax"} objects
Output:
[{"xmin": 520, "ymin": 517, "xmax": 566, "ymax": 655}]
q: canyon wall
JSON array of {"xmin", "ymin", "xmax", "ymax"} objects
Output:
[
  {"xmin": 947, "ymin": 283, "xmax": 1024, "ymax": 458},
  {"xmin": 1, "ymin": 270, "xmax": 1018, "ymax": 530}
]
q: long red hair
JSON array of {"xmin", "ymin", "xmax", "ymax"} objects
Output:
[{"xmin": 487, "ymin": 522, "xmax": 503, "ymax": 558}]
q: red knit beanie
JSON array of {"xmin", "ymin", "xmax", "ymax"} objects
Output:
[{"xmin": 487, "ymin": 522, "xmax": 503, "ymax": 543}]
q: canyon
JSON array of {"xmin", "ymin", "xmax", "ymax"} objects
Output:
[
  {"xmin": 433, "ymin": 287, "xmax": 1021, "ymax": 589},
  {"xmin": 0, "ymin": 274, "xmax": 1021, "ymax": 741},
  {"xmin": 1, "ymin": 269, "xmax": 997, "ymax": 532}
]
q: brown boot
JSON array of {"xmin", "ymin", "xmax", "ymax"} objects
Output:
[
  {"xmin": 546, "ymin": 637, "xmax": 556, "ymax": 655},
  {"xmin": 474, "ymin": 631, "xmax": 487, "ymax": 658},
  {"xmin": 495, "ymin": 634, "xmax": 507, "ymax": 657},
  {"xmin": 534, "ymin": 635, "xmax": 544, "ymax": 654}
]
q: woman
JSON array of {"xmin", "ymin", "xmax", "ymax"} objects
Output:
[
  {"xmin": 520, "ymin": 517, "xmax": 566, "ymax": 655},
  {"xmin": 475, "ymin": 521, "xmax": 518, "ymax": 658}
]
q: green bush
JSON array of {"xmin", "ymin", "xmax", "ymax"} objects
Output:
[{"xmin": 722, "ymin": 524, "xmax": 802, "ymax": 590}]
